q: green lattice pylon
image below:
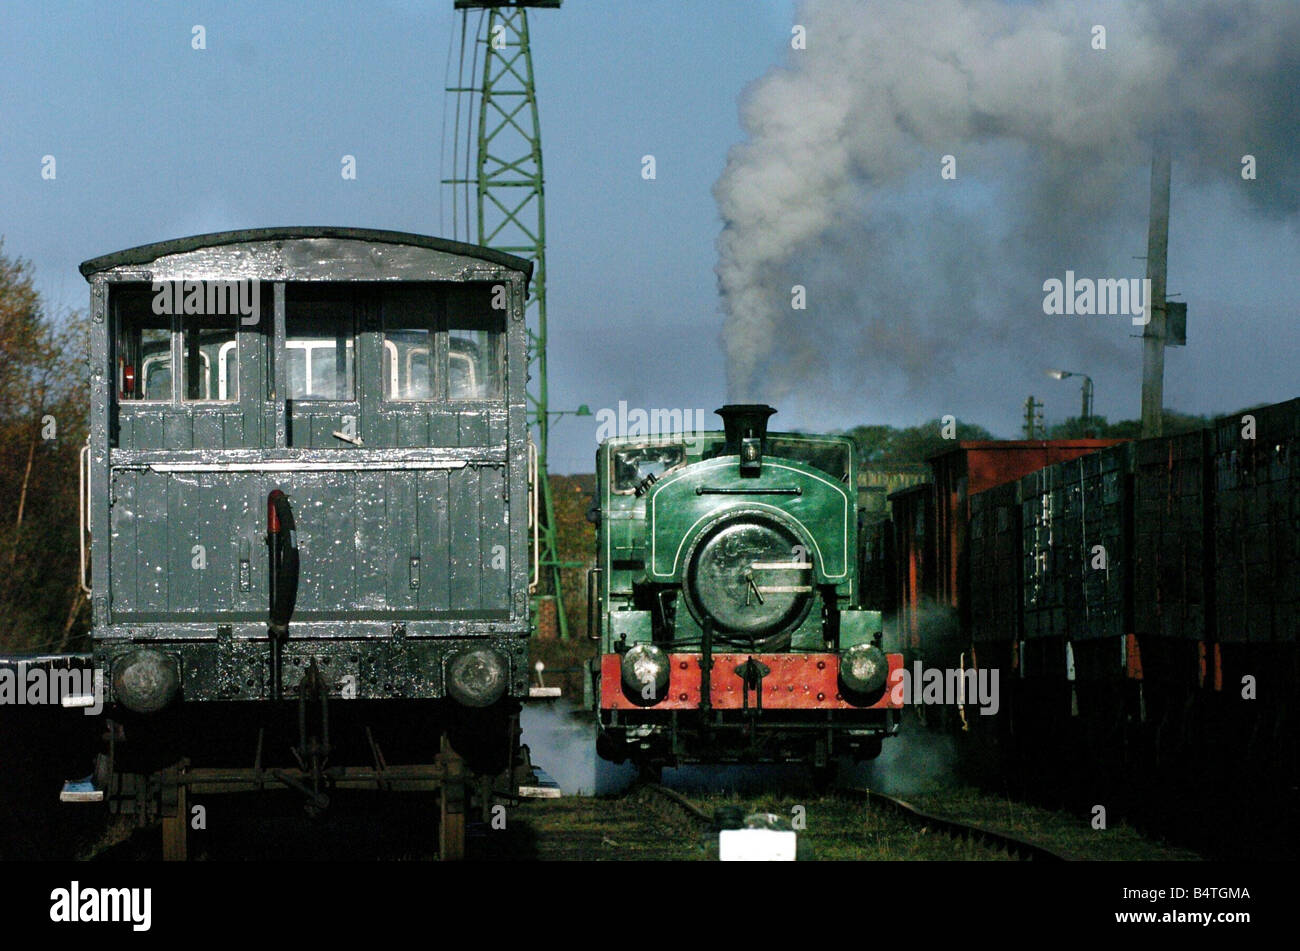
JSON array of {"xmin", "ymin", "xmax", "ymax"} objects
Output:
[{"xmin": 445, "ymin": 2, "xmax": 570, "ymax": 639}]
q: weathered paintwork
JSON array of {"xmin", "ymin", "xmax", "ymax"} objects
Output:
[{"xmin": 81, "ymin": 229, "xmax": 533, "ymax": 705}]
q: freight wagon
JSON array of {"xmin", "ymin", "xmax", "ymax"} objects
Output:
[{"xmin": 880, "ymin": 403, "xmax": 1299, "ymax": 846}]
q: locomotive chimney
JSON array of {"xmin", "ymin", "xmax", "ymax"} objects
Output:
[{"xmin": 716, "ymin": 404, "xmax": 776, "ymax": 476}]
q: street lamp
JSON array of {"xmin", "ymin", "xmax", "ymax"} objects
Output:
[
  {"xmin": 546, "ymin": 404, "xmax": 592, "ymax": 425},
  {"xmin": 1045, "ymin": 370, "xmax": 1094, "ymax": 422}
]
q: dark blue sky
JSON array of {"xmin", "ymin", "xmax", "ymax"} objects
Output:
[{"xmin": 2, "ymin": 1, "xmax": 1296, "ymax": 471}]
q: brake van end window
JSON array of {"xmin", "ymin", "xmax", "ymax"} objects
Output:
[
  {"xmin": 113, "ymin": 285, "xmax": 172, "ymax": 402},
  {"xmin": 447, "ymin": 285, "xmax": 504, "ymax": 401},
  {"xmin": 180, "ymin": 314, "xmax": 239, "ymax": 402},
  {"xmin": 383, "ymin": 285, "xmax": 437, "ymax": 401},
  {"xmin": 382, "ymin": 283, "xmax": 505, "ymax": 402},
  {"xmin": 285, "ymin": 289, "xmax": 356, "ymax": 401}
]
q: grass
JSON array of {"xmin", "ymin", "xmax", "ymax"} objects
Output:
[{"xmin": 906, "ymin": 787, "xmax": 1201, "ymax": 861}]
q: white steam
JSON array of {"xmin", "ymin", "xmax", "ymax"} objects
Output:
[{"xmin": 715, "ymin": 0, "xmax": 1300, "ymax": 408}]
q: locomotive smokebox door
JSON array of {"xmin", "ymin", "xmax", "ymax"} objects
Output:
[
  {"xmin": 685, "ymin": 516, "xmax": 812, "ymax": 647},
  {"xmin": 717, "ymin": 404, "xmax": 776, "ymax": 476}
]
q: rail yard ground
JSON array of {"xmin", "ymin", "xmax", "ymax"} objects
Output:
[
  {"xmin": 476, "ymin": 787, "xmax": 1200, "ymax": 861},
  {"xmin": 68, "ymin": 782, "xmax": 1197, "ymax": 862},
  {"xmin": 0, "ymin": 697, "xmax": 1214, "ymax": 862}
]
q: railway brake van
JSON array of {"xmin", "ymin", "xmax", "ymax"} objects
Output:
[{"xmin": 75, "ymin": 228, "xmax": 534, "ymax": 858}]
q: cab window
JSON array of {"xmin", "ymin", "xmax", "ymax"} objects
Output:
[
  {"xmin": 447, "ymin": 285, "xmax": 503, "ymax": 401},
  {"xmin": 381, "ymin": 283, "xmax": 504, "ymax": 402},
  {"xmin": 382, "ymin": 285, "xmax": 437, "ymax": 401},
  {"xmin": 113, "ymin": 283, "xmax": 255, "ymax": 403},
  {"xmin": 613, "ymin": 445, "xmax": 687, "ymax": 493},
  {"xmin": 285, "ymin": 287, "xmax": 355, "ymax": 400},
  {"xmin": 448, "ymin": 323, "xmax": 501, "ymax": 400},
  {"xmin": 113, "ymin": 285, "xmax": 172, "ymax": 402},
  {"xmin": 768, "ymin": 437, "xmax": 851, "ymax": 482},
  {"xmin": 180, "ymin": 314, "xmax": 239, "ymax": 401}
]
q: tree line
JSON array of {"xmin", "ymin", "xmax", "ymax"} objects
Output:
[{"xmin": 0, "ymin": 241, "xmax": 89, "ymax": 653}]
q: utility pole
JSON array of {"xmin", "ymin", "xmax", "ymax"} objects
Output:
[{"xmin": 1140, "ymin": 141, "xmax": 1171, "ymax": 438}]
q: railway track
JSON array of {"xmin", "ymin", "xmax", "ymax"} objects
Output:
[
  {"xmin": 842, "ymin": 787, "xmax": 1074, "ymax": 862},
  {"xmin": 639, "ymin": 783, "xmax": 716, "ymax": 826},
  {"xmin": 644, "ymin": 782, "xmax": 1075, "ymax": 861}
]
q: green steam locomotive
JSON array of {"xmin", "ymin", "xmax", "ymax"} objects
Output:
[{"xmin": 588, "ymin": 404, "xmax": 902, "ymax": 778}]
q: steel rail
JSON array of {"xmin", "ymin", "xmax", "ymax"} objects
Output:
[
  {"xmin": 843, "ymin": 786, "xmax": 1074, "ymax": 862},
  {"xmin": 638, "ymin": 783, "xmax": 715, "ymax": 826}
]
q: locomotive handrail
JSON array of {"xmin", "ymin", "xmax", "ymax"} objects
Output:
[
  {"xmin": 78, "ymin": 442, "xmax": 91, "ymax": 596},
  {"xmin": 695, "ymin": 486, "xmax": 802, "ymax": 496},
  {"xmin": 586, "ymin": 567, "xmax": 602, "ymax": 641}
]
